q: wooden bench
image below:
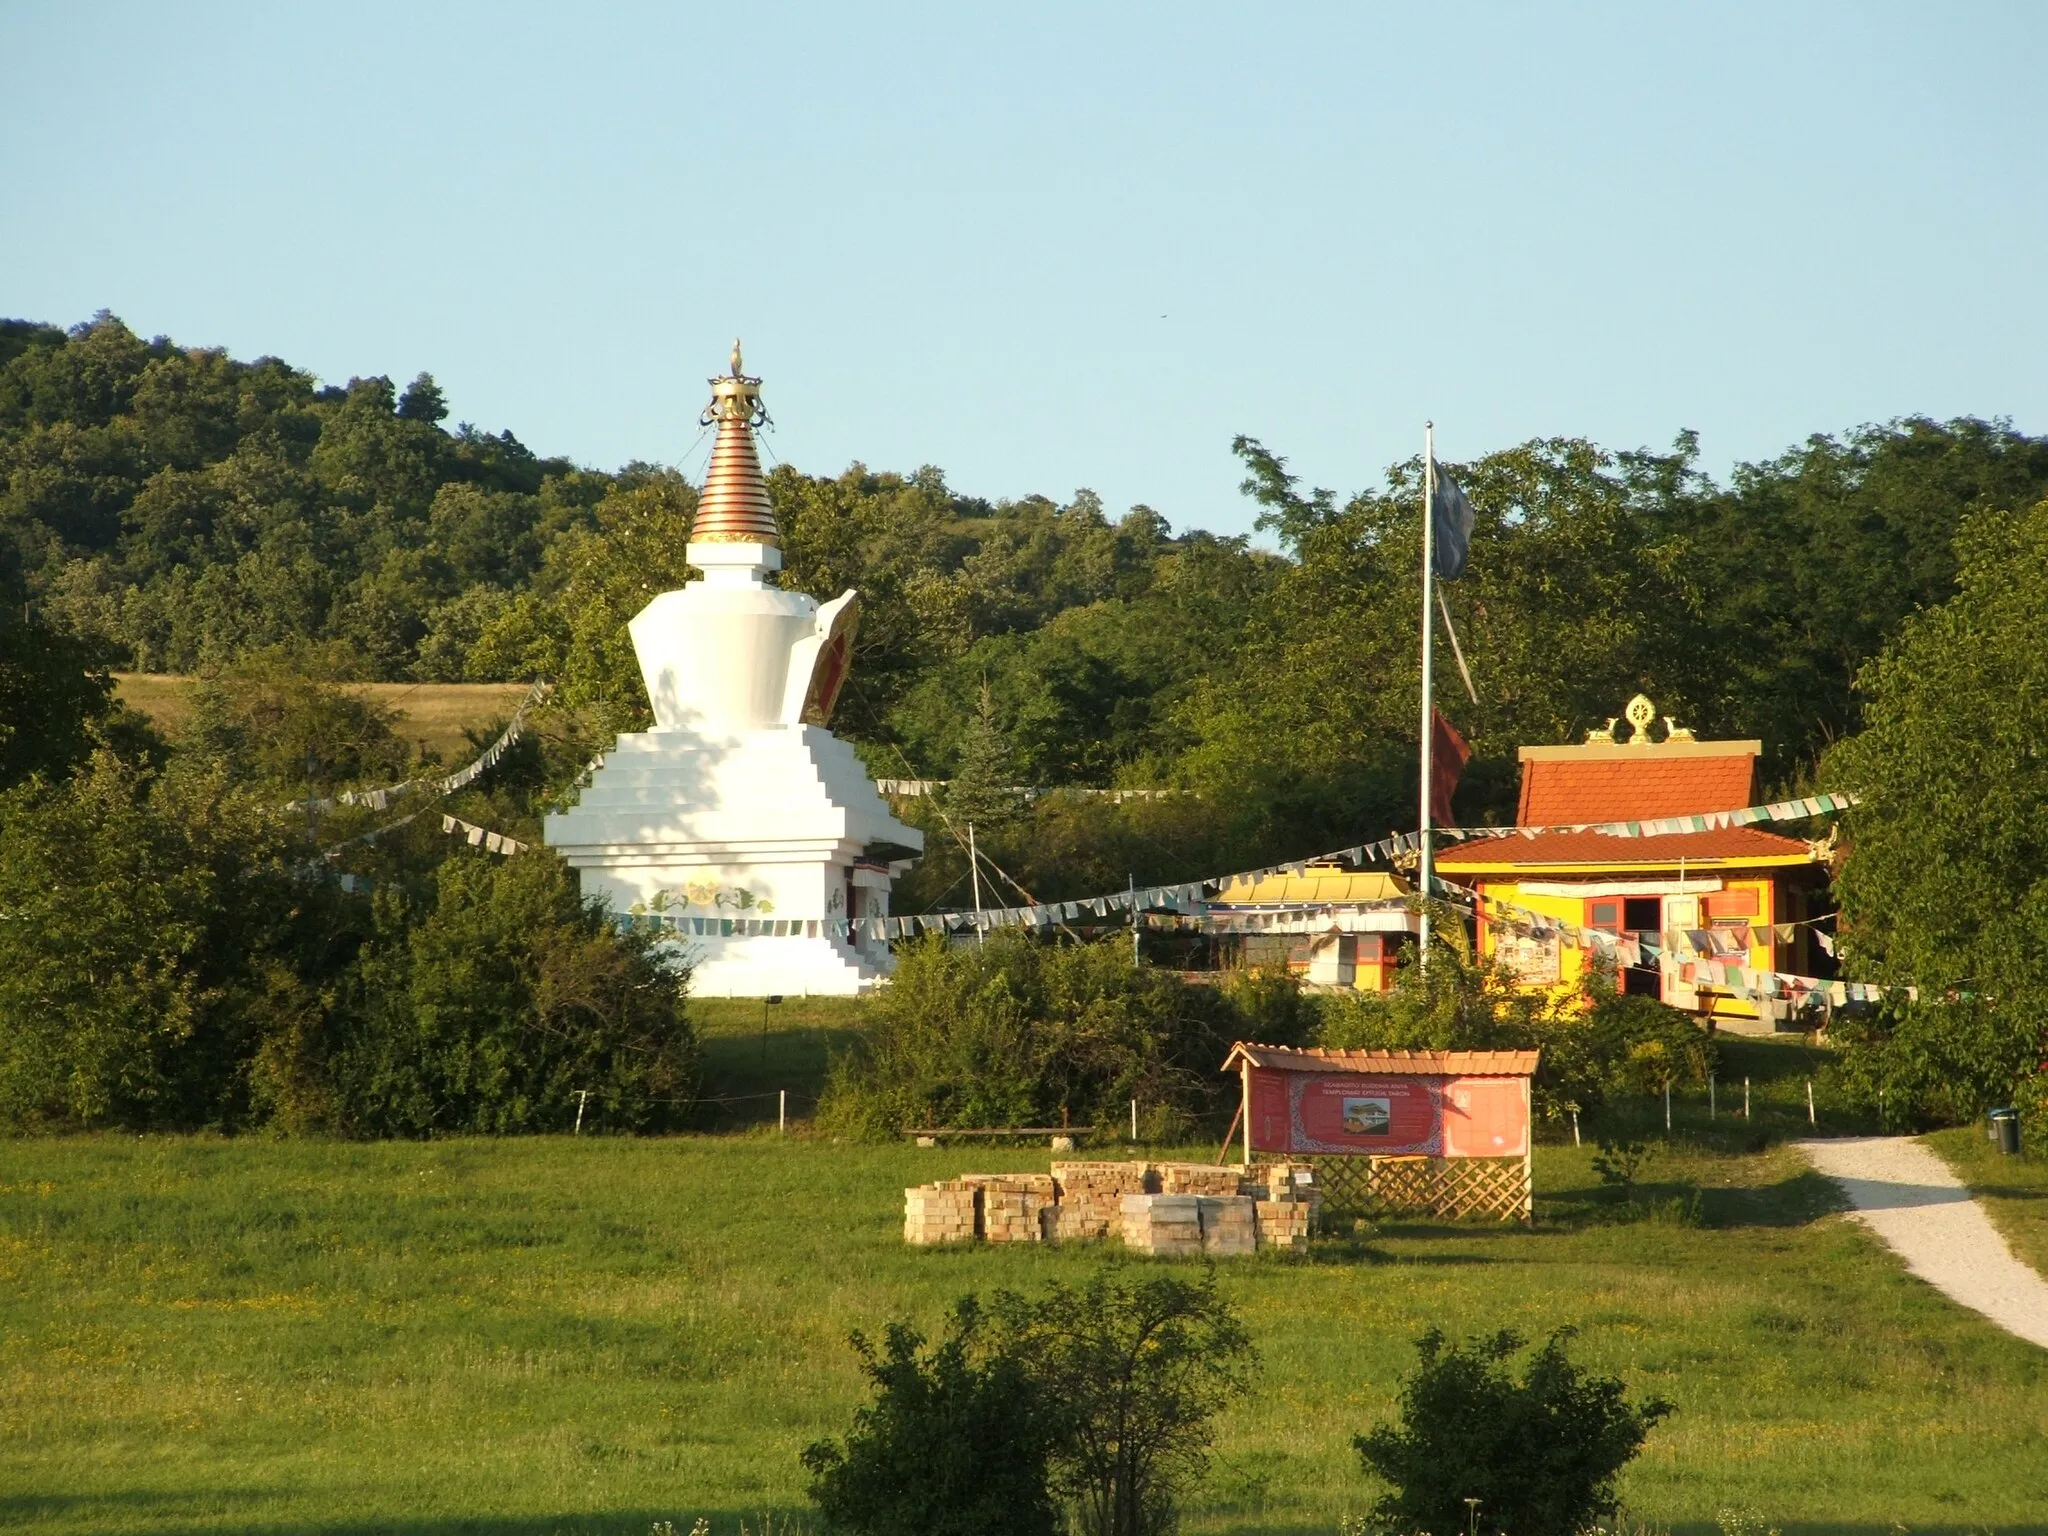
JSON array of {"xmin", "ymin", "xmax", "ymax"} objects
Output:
[{"xmin": 901, "ymin": 1126, "xmax": 1100, "ymax": 1148}]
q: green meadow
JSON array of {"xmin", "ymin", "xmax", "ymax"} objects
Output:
[
  {"xmin": 5, "ymin": 1124, "xmax": 2047, "ymax": 1536},
  {"xmin": 5, "ymin": 1021, "xmax": 2045, "ymax": 1535}
]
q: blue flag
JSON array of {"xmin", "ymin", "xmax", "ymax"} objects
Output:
[{"xmin": 1431, "ymin": 461, "xmax": 1475, "ymax": 580}]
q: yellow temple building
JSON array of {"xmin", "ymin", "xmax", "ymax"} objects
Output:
[{"xmin": 1434, "ymin": 696, "xmax": 1833, "ymax": 1030}]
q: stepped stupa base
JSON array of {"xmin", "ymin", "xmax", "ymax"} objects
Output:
[{"xmin": 680, "ymin": 934, "xmax": 889, "ymax": 997}]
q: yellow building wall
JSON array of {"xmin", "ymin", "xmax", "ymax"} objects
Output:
[{"xmin": 1472, "ymin": 874, "xmax": 1780, "ymax": 1020}]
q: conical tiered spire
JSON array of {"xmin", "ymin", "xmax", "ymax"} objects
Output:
[{"xmin": 692, "ymin": 340, "xmax": 779, "ymax": 546}]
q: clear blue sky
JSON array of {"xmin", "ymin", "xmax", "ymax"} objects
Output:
[{"xmin": 6, "ymin": 3, "xmax": 2044, "ymax": 540}]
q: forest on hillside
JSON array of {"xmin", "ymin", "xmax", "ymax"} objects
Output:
[{"xmin": 9, "ymin": 311, "xmax": 2048, "ymax": 848}]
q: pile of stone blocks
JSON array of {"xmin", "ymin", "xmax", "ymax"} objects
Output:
[
  {"xmin": 903, "ymin": 1182, "xmax": 979, "ymax": 1245},
  {"xmin": 1050, "ymin": 1160, "xmax": 1156, "ymax": 1240},
  {"xmin": 1119, "ymin": 1193, "xmax": 1205, "ymax": 1256},
  {"xmin": 1157, "ymin": 1164, "xmax": 1250, "ymax": 1197},
  {"xmin": 903, "ymin": 1159, "xmax": 1322, "ymax": 1255},
  {"xmin": 978, "ymin": 1173, "xmax": 1058, "ymax": 1244},
  {"xmin": 1247, "ymin": 1162, "xmax": 1320, "ymax": 1253}
]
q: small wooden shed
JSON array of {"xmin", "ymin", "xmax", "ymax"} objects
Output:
[{"xmin": 1222, "ymin": 1043, "xmax": 1538, "ymax": 1223}]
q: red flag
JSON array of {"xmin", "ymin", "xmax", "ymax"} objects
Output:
[{"xmin": 1431, "ymin": 708, "xmax": 1471, "ymax": 827}]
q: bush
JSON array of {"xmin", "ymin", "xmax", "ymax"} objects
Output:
[
  {"xmin": 817, "ymin": 931, "xmax": 1236, "ymax": 1139},
  {"xmin": 993, "ymin": 1268, "xmax": 1256, "ymax": 1536},
  {"xmin": 811, "ymin": 1269, "xmax": 1256, "ymax": 1536},
  {"xmin": 310, "ymin": 850, "xmax": 698, "ymax": 1136},
  {"xmin": 802, "ymin": 1301, "xmax": 1060, "ymax": 1536},
  {"xmin": 1354, "ymin": 1327, "xmax": 1671, "ymax": 1536},
  {"xmin": 0, "ymin": 745, "xmax": 694, "ymax": 1135}
]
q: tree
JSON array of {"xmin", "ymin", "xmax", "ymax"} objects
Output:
[
  {"xmin": 396, "ymin": 371, "xmax": 449, "ymax": 424},
  {"xmin": 802, "ymin": 1301, "xmax": 1061, "ymax": 1536},
  {"xmin": 1354, "ymin": 1327, "xmax": 1671, "ymax": 1536},
  {"xmin": 816, "ymin": 931, "xmax": 1236, "ymax": 1140},
  {"xmin": 0, "ymin": 608, "xmax": 115, "ymax": 788},
  {"xmin": 180, "ymin": 648, "xmax": 413, "ymax": 792},
  {"xmin": 1822, "ymin": 495, "xmax": 2048, "ymax": 1127},
  {"xmin": 991, "ymin": 1268, "xmax": 1256, "ymax": 1536},
  {"xmin": 324, "ymin": 849, "xmax": 698, "ymax": 1135},
  {"xmin": 942, "ymin": 679, "xmax": 1023, "ymax": 828},
  {"xmin": 0, "ymin": 750, "xmax": 338, "ymax": 1130}
]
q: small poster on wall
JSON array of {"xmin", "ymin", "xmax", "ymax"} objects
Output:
[
  {"xmin": 1495, "ymin": 929, "xmax": 1560, "ymax": 984},
  {"xmin": 1342, "ymin": 1096, "xmax": 1393, "ymax": 1136}
]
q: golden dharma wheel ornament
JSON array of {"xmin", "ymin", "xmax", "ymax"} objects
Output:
[{"xmin": 1624, "ymin": 693, "xmax": 1657, "ymax": 741}]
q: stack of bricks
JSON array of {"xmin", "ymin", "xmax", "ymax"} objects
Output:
[
  {"xmin": 1157, "ymin": 1163, "xmax": 1251, "ymax": 1197},
  {"xmin": 903, "ymin": 1181, "xmax": 979, "ymax": 1245},
  {"xmin": 905, "ymin": 1159, "xmax": 1322, "ymax": 1254},
  {"xmin": 1248, "ymin": 1161, "xmax": 1319, "ymax": 1252},
  {"xmin": 1119, "ymin": 1193, "xmax": 1206, "ymax": 1256},
  {"xmin": 972, "ymin": 1173, "xmax": 1058, "ymax": 1244},
  {"xmin": 1050, "ymin": 1161, "xmax": 1157, "ymax": 1241},
  {"xmin": 1196, "ymin": 1195, "xmax": 1258, "ymax": 1256}
]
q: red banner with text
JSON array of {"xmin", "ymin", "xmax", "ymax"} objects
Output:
[{"xmin": 1246, "ymin": 1069, "xmax": 1527, "ymax": 1158}]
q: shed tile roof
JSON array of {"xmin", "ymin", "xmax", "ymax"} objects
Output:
[
  {"xmin": 1518, "ymin": 753, "xmax": 1756, "ymax": 825},
  {"xmin": 1224, "ymin": 1043, "xmax": 1540, "ymax": 1076},
  {"xmin": 1436, "ymin": 826, "xmax": 1815, "ymax": 868},
  {"xmin": 1209, "ymin": 870, "xmax": 1410, "ymax": 906}
]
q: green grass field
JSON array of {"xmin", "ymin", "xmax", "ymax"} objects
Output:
[{"xmin": 5, "ymin": 1119, "xmax": 2046, "ymax": 1536}]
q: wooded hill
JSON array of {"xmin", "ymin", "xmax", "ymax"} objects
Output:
[{"xmin": 7, "ymin": 310, "xmax": 2048, "ymax": 851}]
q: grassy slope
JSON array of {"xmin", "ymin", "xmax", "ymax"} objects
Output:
[
  {"xmin": 112, "ymin": 675, "xmax": 535, "ymax": 762},
  {"xmin": 1926, "ymin": 1126, "xmax": 2048, "ymax": 1277},
  {"xmin": 4, "ymin": 1131, "xmax": 2046, "ymax": 1536},
  {"xmin": 690, "ymin": 998, "xmax": 865, "ymax": 1131}
]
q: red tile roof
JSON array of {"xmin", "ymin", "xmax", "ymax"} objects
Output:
[
  {"xmin": 1519, "ymin": 753, "xmax": 1757, "ymax": 824},
  {"xmin": 1224, "ymin": 1043, "xmax": 1540, "ymax": 1077},
  {"xmin": 1436, "ymin": 826, "xmax": 1814, "ymax": 867}
]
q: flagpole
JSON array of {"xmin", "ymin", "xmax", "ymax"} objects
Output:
[{"xmin": 1419, "ymin": 422, "xmax": 1436, "ymax": 974}]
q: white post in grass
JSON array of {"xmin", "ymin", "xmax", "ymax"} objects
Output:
[
  {"xmin": 1745, "ymin": 1077, "xmax": 1751, "ymax": 1119},
  {"xmin": 574, "ymin": 1088, "xmax": 590, "ymax": 1135},
  {"xmin": 1664, "ymin": 1082, "xmax": 1672, "ymax": 1132},
  {"xmin": 1418, "ymin": 422, "xmax": 1436, "ymax": 974},
  {"xmin": 1807, "ymin": 1079, "xmax": 1817, "ymax": 1125},
  {"xmin": 1130, "ymin": 1097, "xmax": 1139, "ymax": 1142},
  {"xmin": 779, "ymin": 1089, "xmax": 787, "ymax": 1136},
  {"xmin": 1241, "ymin": 1059, "xmax": 1254, "ymax": 1170}
]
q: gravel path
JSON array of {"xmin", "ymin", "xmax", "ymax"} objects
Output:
[{"xmin": 1801, "ymin": 1135, "xmax": 2048, "ymax": 1349}]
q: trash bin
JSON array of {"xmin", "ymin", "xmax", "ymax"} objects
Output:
[{"xmin": 1990, "ymin": 1108, "xmax": 2022, "ymax": 1156}]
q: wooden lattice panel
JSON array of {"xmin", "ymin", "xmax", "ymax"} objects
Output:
[{"xmin": 1311, "ymin": 1155, "xmax": 1531, "ymax": 1224}]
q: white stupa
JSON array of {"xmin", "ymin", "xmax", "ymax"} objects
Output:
[{"xmin": 545, "ymin": 344, "xmax": 923, "ymax": 996}]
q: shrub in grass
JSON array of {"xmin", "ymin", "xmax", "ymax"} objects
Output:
[
  {"xmin": 816, "ymin": 931, "xmax": 1237, "ymax": 1138},
  {"xmin": 802, "ymin": 1299, "xmax": 1060, "ymax": 1536},
  {"xmin": 303, "ymin": 849, "xmax": 698, "ymax": 1135},
  {"xmin": 1353, "ymin": 1326, "xmax": 1671, "ymax": 1536},
  {"xmin": 812, "ymin": 1268, "xmax": 1256, "ymax": 1536},
  {"xmin": 992, "ymin": 1266, "xmax": 1256, "ymax": 1536}
]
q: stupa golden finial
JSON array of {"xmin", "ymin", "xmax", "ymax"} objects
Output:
[{"xmin": 693, "ymin": 342, "xmax": 779, "ymax": 546}]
